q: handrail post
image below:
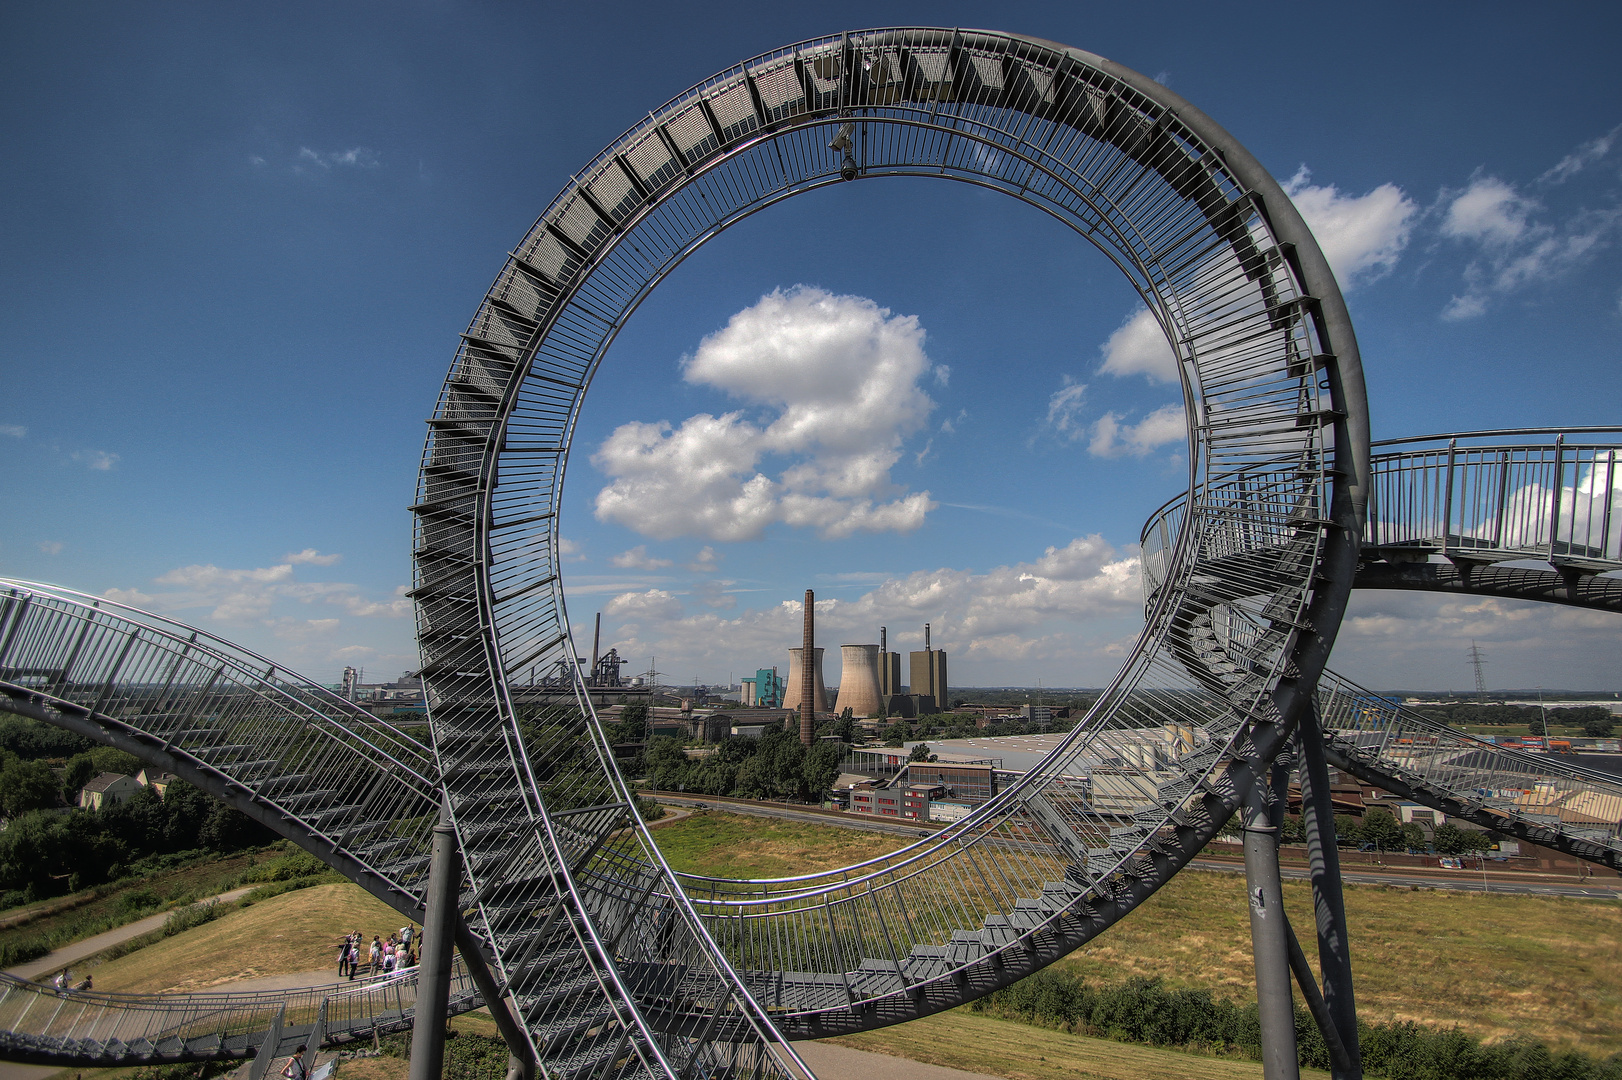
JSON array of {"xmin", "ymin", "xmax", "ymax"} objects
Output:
[
  {"xmin": 1440, "ymin": 439, "xmax": 1456, "ymax": 555},
  {"xmin": 1601, "ymin": 450, "xmax": 1617, "ymax": 562},
  {"xmin": 1548, "ymin": 434, "xmax": 1565, "ymax": 559},
  {"xmin": 409, "ymin": 794, "xmax": 460, "ymax": 1080}
]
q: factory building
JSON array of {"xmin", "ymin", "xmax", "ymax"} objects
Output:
[
  {"xmin": 834, "ymin": 644, "xmax": 883, "ymax": 718},
  {"xmin": 740, "ymin": 667, "xmax": 785, "ymax": 708},
  {"xmin": 878, "ymin": 626, "xmax": 902, "ymax": 699},
  {"xmin": 908, "ymin": 622, "xmax": 949, "ymax": 713}
]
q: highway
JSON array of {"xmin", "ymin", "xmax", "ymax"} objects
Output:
[{"xmin": 652, "ymin": 792, "xmax": 1622, "ymax": 901}]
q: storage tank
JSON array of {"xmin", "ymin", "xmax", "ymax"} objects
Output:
[
  {"xmin": 834, "ymin": 644, "xmax": 883, "ymax": 718},
  {"xmin": 783, "ymin": 647, "xmax": 828, "ymax": 715}
]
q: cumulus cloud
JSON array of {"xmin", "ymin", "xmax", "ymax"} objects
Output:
[
  {"xmin": 72, "ymin": 449, "xmax": 119, "ymax": 471},
  {"xmin": 1097, "ymin": 309, "xmax": 1177, "ymax": 384},
  {"xmin": 103, "ymin": 559, "xmax": 411, "ymax": 625},
  {"xmin": 685, "ymin": 546, "xmax": 720, "ymax": 573},
  {"xmin": 593, "ymin": 286, "xmax": 939, "ymax": 540},
  {"xmin": 0, "ymin": 425, "xmax": 24, "ymax": 438},
  {"xmin": 1087, "ymin": 404, "xmax": 1187, "ymax": 458},
  {"xmin": 1438, "ymin": 130, "xmax": 1622, "ymax": 319},
  {"xmin": 284, "ymin": 548, "xmax": 342, "ymax": 566},
  {"xmin": 1093, "ymin": 166, "xmax": 1415, "ymax": 400},
  {"xmin": 611, "ymin": 545, "xmax": 673, "ymax": 570},
  {"xmin": 1283, "ymin": 166, "xmax": 1417, "ymax": 286},
  {"xmin": 37, "ymin": 541, "xmax": 63, "ymax": 555},
  {"xmin": 589, "ymin": 535, "xmax": 1143, "ymax": 683}
]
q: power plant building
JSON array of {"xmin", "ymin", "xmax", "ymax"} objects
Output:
[
  {"xmin": 908, "ymin": 622, "xmax": 949, "ymax": 714},
  {"xmin": 782, "ymin": 646, "xmax": 828, "ymax": 716},
  {"xmin": 740, "ymin": 667, "xmax": 784, "ymax": 708},
  {"xmin": 878, "ymin": 626, "xmax": 901, "ymax": 698},
  {"xmin": 834, "ymin": 644, "xmax": 883, "ymax": 718}
]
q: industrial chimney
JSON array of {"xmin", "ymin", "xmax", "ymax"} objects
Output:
[{"xmin": 799, "ymin": 589, "xmax": 816, "ymax": 744}]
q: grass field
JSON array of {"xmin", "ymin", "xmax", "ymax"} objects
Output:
[
  {"xmin": 650, "ymin": 809, "xmax": 905, "ymax": 879},
  {"xmin": 648, "ymin": 811, "xmax": 1622, "ymax": 1055},
  {"xmin": 0, "ymin": 847, "xmax": 275, "ymax": 964},
  {"xmin": 84, "ymin": 882, "xmax": 399, "ymax": 993},
  {"xmin": 826, "ymin": 1009, "xmax": 1329, "ymax": 1080}
]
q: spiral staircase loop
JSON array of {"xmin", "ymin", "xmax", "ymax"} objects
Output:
[{"xmin": 4, "ymin": 26, "xmax": 1608, "ymax": 1079}]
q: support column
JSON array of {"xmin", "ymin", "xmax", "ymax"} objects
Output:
[
  {"xmin": 456, "ymin": 919, "xmax": 537, "ymax": 1080},
  {"xmin": 1298, "ymin": 706, "xmax": 1362, "ymax": 1078},
  {"xmin": 1243, "ymin": 774, "xmax": 1299, "ymax": 1080},
  {"xmin": 410, "ymin": 795, "xmax": 460, "ymax": 1080}
]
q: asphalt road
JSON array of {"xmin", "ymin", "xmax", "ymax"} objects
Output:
[{"xmin": 654, "ymin": 793, "xmax": 1622, "ymax": 901}]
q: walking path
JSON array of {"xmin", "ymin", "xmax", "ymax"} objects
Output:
[{"xmin": 3, "ymin": 886, "xmax": 257, "ymax": 983}]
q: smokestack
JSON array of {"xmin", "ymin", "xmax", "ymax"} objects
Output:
[
  {"xmin": 800, "ymin": 589, "xmax": 815, "ymax": 745},
  {"xmin": 924, "ymin": 622, "xmax": 931, "ymax": 651},
  {"xmin": 590, "ymin": 613, "xmax": 601, "ymax": 686}
]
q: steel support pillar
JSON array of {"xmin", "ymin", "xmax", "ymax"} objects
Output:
[
  {"xmin": 1298, "ymin": 706, "xmax": 1363, "ymax": 1078},
  {"xmin": 409, "ymin": 795, "xmax": 459, "ymax": 1080},
  {"xmin": 455, "ymin": 920, "xmax": 537, "ymax": 1080},
  {"xmin": 1243, "ymin": 776, "xmax": 1299, "ymax": 1080}
]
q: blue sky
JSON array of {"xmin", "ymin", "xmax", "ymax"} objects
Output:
[{"xmin": 2, "ymin": 2, "xmax": 1619, "ymax": 692}]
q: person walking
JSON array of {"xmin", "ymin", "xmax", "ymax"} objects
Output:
[
  {"xmin": 369, "ymin": 936, "xmax": 382, "ymax": 976},
  {"xmin": 282, "ymin": 1045, "xmax": 309, "ymax": 1079}
]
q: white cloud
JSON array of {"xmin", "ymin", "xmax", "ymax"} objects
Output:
[
  {"xmin": 37, "ymin": 541, "xmax": 63, "ymax": 555},
  {"xmin": 1087, "ymin": 404, "xmax": 1187, "ymax": 458},
  {"xmin": 0, "ymin": 425, "xmax": 24, "ymax": 439},
  {"xmin": 1044, "ymin": 377, "xmax": 1090, "ymax": 439},
  {"xmin": 557, "ymin": 537, "xmax": 587, "ymax": 562},
  {"xmin": 297, "ymin": 146, "xmax": 380, "ymax": 170},
  {"xmin": 592, "ymin": 286, "xmax": 939, "ymax": 540},
  {"xmin": 1539, "ymin": 124, "xmax": 1620, "ymax": 186},
  {"xmin": 1441, "ymin": 175, "xmax": 1536, "ymax": 246},
  {"xmin": 105, "ymin": 560, "xmax": 410, "ymax": 625},
  {"xmin": 685, "ymin": 546, "xmax": 719, "ymax": 573},
  {"xmin": 611, "ymin": 545, "xmax": 673, "ymax": 570},
  {"xmin": 1097, "ymin": 308, "xmax": 1177, "ymax": 384},
  {"xmin": 1438, "ymin": 138, "xmax": 1622, "ymax": 319},
  {"xmin": 1283, "ymin": 166, "xmax": 1417, "ymax": 286},
  {"xmin": 284, "ymin": 548, "xmax": 342, "ymax": 566},
  {"xmin": 72, "ymin": 449, "xmax": 119, "ymax": 471},
  {"xmin": 587, "ymin": 535, "xmax": 1143, "ymax": 685}
]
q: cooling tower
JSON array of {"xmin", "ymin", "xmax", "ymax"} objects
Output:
[
  {"xmin": 783, "ymin": 647, "xmax": 828, "ymax": 716},
  {"xmin": 834, "ymin": 644, "xmax": 883, "ymax": 718}
]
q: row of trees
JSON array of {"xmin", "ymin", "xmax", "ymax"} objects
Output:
[
  {"xmin": 1413, "ymin": 702, "xmax": 1616, "ymax": 738},
  {"xmin": 0, "ymin": 783, "xmax": 274, "ymax": 902},
  {"xmin": 641, "ymin": 730, "xmax": 845, "ymax": 803},
  {"xmin": 1227, "ymin": 807, "xmax": 1497, "ymax": 856}
]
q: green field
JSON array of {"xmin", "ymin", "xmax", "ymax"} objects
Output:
[{"xmin": 651, "ymin": 811, "xmax": 1622, "ymax": 1056}]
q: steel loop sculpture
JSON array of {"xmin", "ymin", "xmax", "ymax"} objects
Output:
[{"xmin": 0, "ymin": 27, "xmax": 1619, "ymax": 1080}]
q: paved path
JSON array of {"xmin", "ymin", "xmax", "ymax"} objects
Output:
[
  {"xmin": 3, "ymin": 886, "xmax": 257, "ymax": 983},
  {"xmin": 794, "ymin": 1041, "xmax": 999, "ymax": 1080}
]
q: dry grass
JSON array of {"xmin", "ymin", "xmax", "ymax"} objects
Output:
[
  {"xmin": 1052, "ymin": 868, "xmax": 1622, "ymax": 1054},
  {"xmin": 649, "ymin": 812, "xmax": 1622, "ymax": 1055},
  {"xmin": 85, "ymin": 882, "xmax": 400, "ymax": 993},
  {"xmin": 824, "ymin": 1010, "xmax": 1328, "ymax": 1080}
]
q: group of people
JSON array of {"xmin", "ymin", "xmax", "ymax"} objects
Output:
[
  {"xmin": 50, "ymin": 971, "xmax": 91, "ymax": 994},
  {"xmin": 336, "ymin": 924, "xmax": 418, "ymax": 980}
]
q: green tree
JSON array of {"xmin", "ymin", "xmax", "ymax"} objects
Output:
[
  {"xmin": 617, "ymin": 701, "xmax": 649, "ymax": 743},
  {"xmin": 1359, "ymin": 808, "xmax": 1403, "ymax": 852},
  {"xmin": 1399, "ymin": 822, "xmax": 1426, "ymax": 852},
  {"xmin": 1528, "ymin": 714, "xmax": 1548, "ymax": 736},
  {"xmin": 1432, "ymin": 822, "xmax": 1470, "ymax": 854},
  {"xmin": 802, "ymin": 742, "xmax": 843, "ymax": 799},
  {"xmin": 88, "ymin": 746, "xmax": 142, "ymax": 776},
  {"xmin": 1332, "ymin": 814, "xmax": 1361, "ymax": 847},
  {"xmin": 0, "ymin": 759, "xmax": 61, "ymax": 819},
  {"xmin": 908, "ymin": 742, "xmax": 933, "ymax": 762},
  {"xmin": 1581, "ymin": 714, "xmax": 1616, "ymax": 739},
  {"xmin": 61, "ymin": 753, "xmax": 97, "ymax": 802}
]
